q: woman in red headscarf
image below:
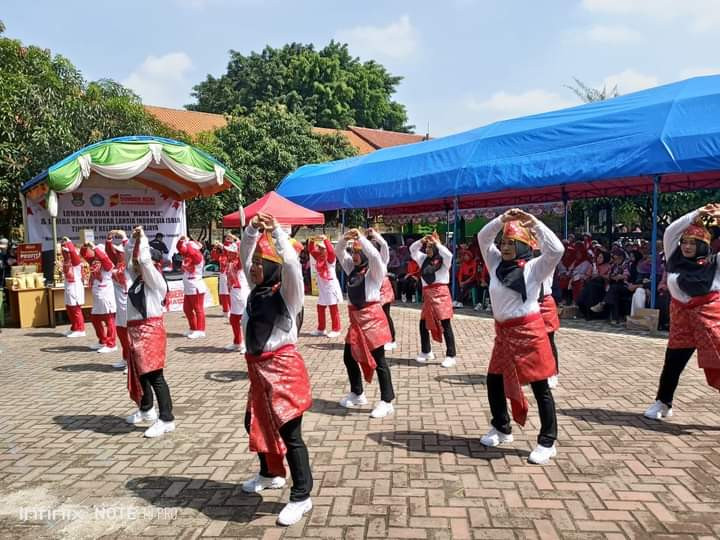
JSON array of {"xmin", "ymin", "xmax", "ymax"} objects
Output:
[
  {"xmin": 457, "ymin": 248, "xmax": 479, "ymax": 306},
  {"xmin": 556, "ymin": 240, "xmax": 576, "ymax": 305},
  {"xmin": 81, "ymin": 241, "xmax": 117, "ymax": 354},
  {"xmin": 60, "ymin": 237, "xmax": 86, "ymax": 337},
  {"xmin": 645, "ymin": 204, "xmax": 720, "ymax": 420},
  {"xmin": 569, "ymin": 242, "xmax": 593, "ymax": 305},
  {"xmin": 308, "ymin": 235, "xmax": 343, "ymax": 338},
  {"xmin": 176, "ymin": 236, "xmax": 207, "ymax": 339},
  {"xmin": 223, "ymin": 240, "xmax": 250, "ymax": 352},
  {"xmin": 211, "ymin": 234, "xmax": 236, "ymax": 316},
  {"xmin": 106, "ymin": 230, "xmax": 131, "ymax": 370},
  {"xmin": 477, "ymin": 208, "xmax": 564, "ymax": 465}
]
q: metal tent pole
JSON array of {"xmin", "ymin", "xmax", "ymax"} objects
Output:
[
  {"xmin": 562, "ymin": 189, "xmax": 569, "ymax": 239},
  {"xmin": 451, "ymin": 197, "xmax": 459, "ymax": 300},
  {"xmin": 650, "ymin": 176, "xmax": 661, "ymax": 309}
]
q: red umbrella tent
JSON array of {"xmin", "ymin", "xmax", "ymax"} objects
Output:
[{"xmin": 222, "ymin": 191, "xmax": 325, "ymax": 228}]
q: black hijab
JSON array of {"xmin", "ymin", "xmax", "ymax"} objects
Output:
[
  {"xmin": 421, "ymin": 245, "xmax": 443, "ymax": 284},
  {"xmin": 667, "ymin": 239, "xmax": 717, "ymax": 297},
  {"xmin": 127, "ymin": 248, "xmax": 166, "ymax": 319},
  {"xmin": 496, "ymin": 241, "xmax": 533, "ymax": 301},
  {"xmin": 347, "ymin": 250, "xmax": 369, "ymax": 308},
  {"xmin": 246, "ymin": 258, "xmax": 292, "ymax": 355}
]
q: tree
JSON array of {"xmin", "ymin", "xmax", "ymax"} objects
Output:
[
  {"xmin": 189, "ymin": 41, "xmax": 412, "ymax": 132},
  {"xmin": 0, "ymin": 30, "xmax": 179, "ymax": 237}
]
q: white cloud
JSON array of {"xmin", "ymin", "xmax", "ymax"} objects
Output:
[
  {"xmin": 335, "ymin": 15, "xmax": 418, "ymax": 60},
  {"xmin": 585, "ymin": 24, "xmax": 642, "ymax": 44},
  {"xmin": 679, "ymin": 67, "xmax": 720, "ymax": 79},
  {"xmin": 122, "ymin": 52, "xmax": 193, "ymax": 108},
  {"xmin": 601, "ymin": 68, "xmax": 659, "ymax": 94},
  {"xmin": 466, "ymin": 89, "xmax": 576, "ymax": 121},
  {"xmin": 581, "ymin": 0, "xmax": 720, "ymax": 32}
]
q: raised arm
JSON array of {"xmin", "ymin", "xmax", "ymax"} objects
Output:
[
  {"xmin": 63, "ymin": 240, "xmax": 82, "ymax": 266},
  {"xmin": 133, "ymin": 233, "xmax": 167, "ymax": 294},
  {"xmin": 663, "ymin": 209, "xmax": 699, "ymax": 259},
  {"xmin": 527, "ymin": 218, "xmax": 565, "ymax": 283},
  {"xmin": 477, "ymin": 216, "xmax": 504, "ymax": 270},
  {"xmin": 324, "ymin": 237, "xmax": 337, "ymax": 264},
  {"xmin": 371, "ymin": 232, "xmax": 390, "ymax": 265},
  {"xmin": 436, "ymin": 241, "xmax": 453, "ymax": 270},
  {"xmin": 94, "ymin": 245, "xmax": 114, "ymax": 272},
  {"xmin": 336, "ymin": 237, "xmax": 354, "ymax": 275},
  {"xmin": 275, "ymin": 228, "xmax": 304, "ymax": 316},
  {"xmin": 240, "ymin": 225, "xmax": 260, "ymax": 285},
  {"xmin": 358, "ymin": 235, "xmax": 385, "ymax": 284},
  {"xmin": 409, "ymin": 239, "xmax": 427, "ymax": 266}
]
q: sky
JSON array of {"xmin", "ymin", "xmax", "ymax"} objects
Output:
[{"xmin": 5, "ymin": 0, "xmax": 720, "ymax": 136}]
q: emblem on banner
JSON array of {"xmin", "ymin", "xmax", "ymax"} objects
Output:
[
  {"xmin": 90, "ymin": 193, "xmax": 105, "ymax": 207},
  {"xmin": 71, "ymin": 193, "xmax": 84, "ymax": 207},
  {"xmin": 109, "ymin": 193, "xmax": 120, "ymax": 207}
]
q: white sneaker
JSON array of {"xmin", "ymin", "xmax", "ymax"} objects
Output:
[
  {"xmin": 90, "ymin": 342, "xmax": 104, "ymax": 350},
  {"xmin": 67, "ymin": 331, "xmax": 86, "ymax": 338},
  {"xmin": 326, "ymin": 331, "xmax": 341, "ymax": 338},
  {"xmin": 144, "ymin": 419, "xmax": 176, "ymax": 438},
  {"xmin": 62, "ymin": 329, "xmax": 73, "ymax": 337},
  {"xmin": 339, "ymin": 392, "xmax": 368, "ymax": 408},
  {"xmin": 238, "ymin": 343, "xmax": 247, "ymax": 354},
  {"xmin": 548, "ymin": 375, "xmax": 558, "ymax": 389},
  {"xmin": 644, "ymin": 400, "xmax": 673, "ymax": 420},
  {"xmin": 452, "ymin": 301, "xmax": 464, "ymax": 308},
  {"xmin": 241, "ymin": 474, "xmax": 286, "ymax": 494},
  {"xmin": 480, "ymin": 427, "xmax": 514, "ymax": 447},
  {"xmin": 187, "ymin": 331, "xmax": 205, "ymax": 339},
  {"xmin": 415, "ymin": 352, "xmax": 435, "ymax": 363},
  {"xmin": 441, "ymin": 356, "xmax": 456, "ymax": 368},
  {"xmin": 310, "ymin": 329, "xmax": 326, "ymax": 337},
  {"xmin": 112, "ymin": 360, "xmax": 127, "ymax": 369},
  {"xmin": 224, "ymin": 343, "xmax": 237, "ymax": 351},
  {"xmin": 590, "ymin": 302, "xmax": 605, "ymax": 313},
  {"xmin": 370, "ymin": 401, "xmax": 394, "ymax": 418},
  {"xmin": 473, "ymin": 303, "xmax": 482, "ymax": 312},
  {"xmin": 183, "ymin": 330, "xmax": 193, "ymax": 337},
  {"xmin": 528, "ymin": 444, "xmax": 557, "ymax": 465},
  {"xmin": 384, "ymin": 342, "xmax": 398, "ymax": 352},
  {"xmin": 126, "ymin": 408, "xmax": 158, "ymax": 425},
  {"xmin": 277, "ymin": 498, "xmax": 313, "ymax": 526},
  {"xmin": 123, "ymin": 367, "xmax": 128, "ymax": 374},
  {"xmin": 97, "ymin": 346, "xmax": 118, "ymax": 354}
]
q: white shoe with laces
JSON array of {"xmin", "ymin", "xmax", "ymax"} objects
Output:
[
  {"xmin": 144, "ymin": 419, "xmax": 176, "ymax": 438},
  {"xmin": 66, "ymin": 331, "xmax": 86, "ymax": 338},
  {"xmin": 90, "ymin": 342, "xmax": 104, "ymax": 350},
  {"xmin": 224, "ymin": 343, "xmax": 237, "ymax": 351},
  {"xmin": 480, "ymin": 427, "xmax": 514, "ymax": 447},
  {"xmin": 112, "ymin": 360, "xmax": 127, "ymax": 369},
  {"xmin": 644, "ymin": 400, "xmax": 672, "ymax": 420},
  {"xmin": 241, "ymin": 474, "xmax": 286, "ymax": 494},
  {"xmin": 384, "ymin": 342, "xmax": 397, "ymax": 352},
  {"xmin": 547, "ymin": 375, "xmax": 558, "ymax": 389},
  {"xmin": 62, "ymin": 329, "xmax": 73, "ymax": 337},
  {"xmin": 126, "ymin": 408, "xmax": 158, "ymax": 425},
  {"xmin": 97, "ymin": 345, "xmax": 118, "ymax": 354},
  {"xmin": 326, "ymin": 331, "xmax": 341, "ymax": 338},
  {"xmin": 183, "ymin": 330, "xmax": 192, "ymax": 337},
  {"xmin": 528, "ymin": 444, "xmax": 557, "ymax": 465},
  {"xmin": 277, "ymin": 498, "xmax": 312, "ymax": 526},
  {"xmin": 441, "ymin": 357, "xmax": 456, "ymax": 368},
  {"xmin": 415, "ymin": 351, "xmax": 435, "ymax": 363},
  {"xmin": 339, "ymin": 392, "xmax": 368, "ymax": 408},
  {"xmin": 370, "ymin": 401, "xmax": 394, "ymax": 418}
]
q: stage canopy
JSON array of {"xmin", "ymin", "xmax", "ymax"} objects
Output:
[
  {"xmin": 222, "ymin": 191, "xmax": 325, "ymax": 228},
  {"xmin": 20, "ymin": 135, "xmax": 242, "ymax": 202},
  {"xmin": 277, "ymin": 76, "xmax": 720, "ymax": 215}
]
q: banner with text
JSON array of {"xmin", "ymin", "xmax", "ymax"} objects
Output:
[{"xmin": 26, "ymin": 188, "xmax": 186, "ymax": 256}]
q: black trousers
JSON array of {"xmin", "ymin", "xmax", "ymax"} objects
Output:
[
  {"xmin": 382, "ymin": 303, "xmax": 396, "ymax": 341},
  {"xmin": 604, "ymin": 283, "xmax": 630, "ymax": 322},
  {"xmin": 655, "ymin": 347, "xmax": 695, "ymax": 406},
  {"xmin": 139, "ymin": 369, "xmax": 174, "ymax": 422},
  {"xmin": 243, "ymin": 411, "xmax": 313, "ymax": 502},
  {"xmin": 486, "ymin": 373, "xmax": 557, "ymax": 447},
  {"xmin": 399, "ymin": 278, "xmax": 418, "ymax": 302},
  {"xmin": 343, "ymin": 343, "xmax": 395, "ymax": 402},
  {"xmin": 420, "ymin": 318, "xmax": 456, "ymax": 357},
  {"xmin": 548, "ymin": 332, "xmax": 559, "ymax": 372}
]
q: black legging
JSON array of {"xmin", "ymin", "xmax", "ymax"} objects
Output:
[
  {"xmin": 655, "ymin": 347, "xmax": 695, "ymax": 406},
  {"xmin": 419, "ymin": 318, "xmax": 456, "ymax": 357},
  {"xmin": 343, "ymin": 343, "xmax": 395, "ymax": 402},
  {"xmin": 605, "ymin": 282, "xmax": 630, "ymax": 322},
  {"xmin": 382, "ymin": 303, "xmax": 396, "ymax": 341},
  {"xmin": 139, "ymin": 369, "xmax": 174, "ymax": 422},
  {"xmin": 243, "ymin": 411, "xmax": 313, "ymax": 502},
  {"xmin": 548, "ymin": 332, "xmax": 559, "ymax": 372},
  {"xmin": 399, "ymin": 277, "xmax": 419, "ymax": 302},
  {"xmin": 487, "ymin": 373, "xmax": 557, "ymax": 447}
]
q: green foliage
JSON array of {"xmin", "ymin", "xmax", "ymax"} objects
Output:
[
  {"xmin": 189, "ymin": 41, "xmax": 412, "ymax": 132},
  {"xmin": 0, "ymin": 32, "xmax": 181, "ymax": 236}
]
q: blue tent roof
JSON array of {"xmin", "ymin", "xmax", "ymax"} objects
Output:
[{"xmin": 277, "ymin": 76, "xmax": 720, "ymax": 212}]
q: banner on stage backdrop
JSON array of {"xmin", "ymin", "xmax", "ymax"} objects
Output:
[
  {"xmin": 26, "ymin": 188, "xmax": 186, "ymax": 255},
  {"xmin": 164, "ymin": 280, "xmax": 214, "ymax": 312}
]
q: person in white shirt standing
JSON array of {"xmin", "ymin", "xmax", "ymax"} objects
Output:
[
  {"xmin": 336, "ymin": 229, "xmax": 395, "ymax": 418},
  {"xmin": 410, "ymin": 233, "xmax": 457, "ymax": 368},
  {"xmin": 124, "ymin": 226, "xmax": 175, "ymax": 438},
  {"xmin": 367, "ymin": 229, "xmax": 397, "ymax": 352},
  {"xmin": 176, "ymin": 236, "xmax": 207, "ymax": 339},
  {"xmin": 106, "ymin": 230, "xmax": 131, "ymax": 370},
  {"xmin": 644, "ymin": 204, "xmax": 720, "ymax": 420},
  {"xmin": 81, "ymin": 242, "xmax": 117, "ymax": 354},
  {"xmin": 308, "ymin": 235, "xmax": 343, "ymax": 338},
  {"xmin": 239, "ymin": 212, "xmax": 313, "ymax": 527},
  {"xmin": 224, "ymin": 241, "xmax": 250, "ymax": 352},
  {"xmin": 477, "ymin": 209, "xmax": 564, "ymax": 465},
  {"xmin": 60, "ymin": 237, "xmax": 86, "ymax": 338}
]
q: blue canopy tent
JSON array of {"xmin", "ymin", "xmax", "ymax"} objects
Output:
[{"xmin": 278, "ymin": 76, "xmax": 720, "ymax": 307}]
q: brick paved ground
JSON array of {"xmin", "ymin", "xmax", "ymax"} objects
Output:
[{"xmin": 2, "ymin": 298, "xmax": 720, "ymax": 539}]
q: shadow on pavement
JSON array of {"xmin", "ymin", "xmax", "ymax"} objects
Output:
[
  {"xmin": 175, "ymin": 346, "xmax": 233, "ymax": 355},
  {"xmin": 53, "ymin": 363, "xmax": 119, "ymax": 373},
  {"xmin": 434, "ymin": 373, "xmax": 487, "ymax": 386},
  {"xmin": 559, "ymin": 407, "xmax": 720, "ymax": 436},
  {"xmin": 367, "ymin": 430, "xmax": 529, "ymax": 460},
  {"xmin": 310, "ymin": 397, "xmax": 352, "ymax": 417},
  {"xmin": 306, "ymin": 342, "xmax": 345, "ymax": 351},
  {"xmin": 205, "ymin": 370, "xmax": 248, "ymax": 383},
  {"xmin": 24, "ymin": 332, "xmax": 65, "ymax": 338},
  {"xmin": 53, "ymin": 414, "xmax": 137, "ymax": 435},
  {"xmin": 386, "ymin": 356, "xmax": 429, "ymax": 368},
  {"xmin": 166, "ymin": 332, "xmax": 187, "ymax": 338},
  {"xmin": 40, "ymin": 345, "xmax": 94, "ymax": 354},
  {"xmin": 125, "ymin": 476, "xmax": 269, "ymax": 523}
]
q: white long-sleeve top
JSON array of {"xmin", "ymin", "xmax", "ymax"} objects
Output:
[
  {"xmin": 409, "ymin": 238, "xmax": 453, "ymax": 287},
  {"xmin": 372, "ymin": 233, "xmax": 390, "ymax": 266},
  {"xmin": 126, "ymin": 236, "xmax": 169, "ymax": 322},
  {"xmin": 663, "ymin": 209, "xmax": 720, "ymax": 304},
  {"xmin": 478, "ymin": 216, "xmax": 564, "ymax": 322},
  {"xmin": 337, "ymin": 235, "xmax": 386, "ymax": 303},
  {"xmin": 241, "ymin": 225, "xmax": 303, "ymax": 352}
]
